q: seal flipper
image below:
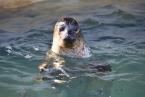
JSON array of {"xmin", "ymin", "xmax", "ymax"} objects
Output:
[
  {"xmin": 89, "ymin": 63, "xmax": 112, "ymax": 72},
  {"xmin": 39, "ymin": 64, "xmax": 70, "ymax": 78}
]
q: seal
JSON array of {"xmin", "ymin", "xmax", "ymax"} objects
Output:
[
  {"xmin": 38, "ymin": 17, "xmax": 91, "ymax": 74},
  {"xmin": 38, "ymin": 17, "xmax": 111, "ymax": 76}
]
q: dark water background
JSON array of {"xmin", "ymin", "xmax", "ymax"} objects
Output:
[{"xmin": 0, "ymin": 0, "xmax": 145, "ymax": 97}]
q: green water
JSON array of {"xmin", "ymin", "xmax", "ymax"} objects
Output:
[{"xmin": 0, "ymin": 0, "xmax": 145, "ymax": 97}]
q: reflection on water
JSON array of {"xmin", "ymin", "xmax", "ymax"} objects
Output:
[{"xmin": 0, "ymin": 0, "xmax": 145, "ymax": 97}]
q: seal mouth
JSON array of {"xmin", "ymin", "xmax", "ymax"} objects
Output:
[{"xmin": 62, "ymin": 37, "xmax": 75, "ymax": 48}]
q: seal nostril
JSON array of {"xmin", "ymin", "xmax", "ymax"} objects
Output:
[{"xmin": 68, "ymin": 30, "xmax": 73, "ymax": 35}]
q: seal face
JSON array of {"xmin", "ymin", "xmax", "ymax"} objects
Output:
[{"xmin": 54, "ymin": 17, "xmax": 79, "ymax": 48}]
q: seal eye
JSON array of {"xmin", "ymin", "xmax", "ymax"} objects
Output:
[{"xmin": 59, "ymin": 26, "xmax": 65, "ymax": 32}]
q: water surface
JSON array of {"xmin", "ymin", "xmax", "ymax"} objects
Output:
[{"xmin": 0, "ymin": 0, "xmax": 145, "ymax": 97}]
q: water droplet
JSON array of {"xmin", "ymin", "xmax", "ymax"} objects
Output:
[
  {"xmin": 33, "ymin": 47, "xmax": 39, "ymax": 51},
  {"xmin": 53, "ymin": 79, "xmax": 66, "ymax": 83},
  {"xmin": 25, "ymin": 54, "xmax": 32, "ymax": 59},
  {"xmin": 5, "ymin": 46, "xmax": 13, "ymax": 54},
  {"xmin": 51, "ymin": 87, "xmax": 56, "ymax": 89},
  {"xmin": 6, "ymin": 46, "xmax": 12, "ymax": 50},
  {"xmin": 6, "ymin": 49, "xmax": 12, "ymax": 54}
]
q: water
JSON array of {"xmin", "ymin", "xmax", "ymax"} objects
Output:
[{"xmin": 0, "ymin": 0, "xmax": 145, "ymax": 97}]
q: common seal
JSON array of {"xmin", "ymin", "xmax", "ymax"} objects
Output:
[
  {"xmin": 38, "ymin": 17, "xmax": 111, "ymax": 75},
  {"xmin": 38, "ymin": 17, "xmax": 91, "ymax": 73}
]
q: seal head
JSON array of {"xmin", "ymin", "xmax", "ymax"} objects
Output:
[{"xmin": 53, "ymin": 17, "xmax": 80, "ymax": 48}]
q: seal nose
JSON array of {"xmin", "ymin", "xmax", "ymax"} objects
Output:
[
  {"xmin": 64, "ymin": 30, "xmax": 76, "ymax": 41},
  {"xmin": 64, "ymin": 37, "xmax": 75, "ymax": 43},
  {"xmin": 68, "ymin": 30, "xmax": 72, "ymax": 35}
]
